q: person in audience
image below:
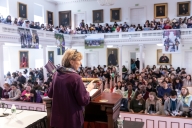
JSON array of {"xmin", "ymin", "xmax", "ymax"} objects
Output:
[
  {"xmin": 157, "ymin": 80, "xmax": 172, "ymax": 99},
  {"xmin": 113, "ymin": 81, "xmax": 123, "ymax": 92},
  {"xmin": 178, "ymin": 86, "xmax": 192, "ymax": 107},
  {"xmin": 34, "ymin": 22, "xmax": 41, "ymax": 29},
  {"xmin": 164, "ymin": 90, "xmax": 183, "ymax": 116},
  {"xmin": 9, "ymin": 83, "xmax": 21, "ymax": 101},
  {"xmin": 130, "ymin": 91, "xmax": 145, "ymax": 113},
  {"xmin": 172, "ymin": 77, "xmax": 183, "ymax": 91},
  {"xmin": 135, "ymin": 24, "xmax": 143, "ymax": 31},
  {"xmin": 48, "ymin": 49, "xmax": 94, "ymax": 128},
  {"xmin": 2, "ymin": 83, "xmax": 11, "ymax": 99},
  {"xmin": 183, "ymin": 75, "xmax": 192, "ymax": 86},
  {"xmin": 131, "ymin": 60, "xmax": 137, "ymax": 73},
  {"xmin": 17, "ymin": 72, "xmax": 26, "ymax": 85},
  {"xmin": 125, "ymin": 83, "xmax": 135, "ymax": 100},
  {"xmin": 164, "ymin": 23, "xmax": 172, "ymax": 29},
  {"xmin": 3, "ymin": 15, "xmax": 12, "ymax": 25},
  {"xmin": 5, "ymin": 73, "xmax": 14, "ymax": 85},
  {"xmin": 17, "ymin": 17, "xmax": 23, "ymax": 26},
  {"xmin": 30, "ymin": 89, "xmax": 42, "ymax": 103},
  {"xmin": 13, "ymin": 18, "xmax": 18, "ymax": 26},
  {"xmin": 20, "ymin": 85, "xmax": 32, "ymax": 102},
  {"xmin": 145, "ymin": 92, "xmax": 161, "ymax": 115},
  {"xmin": 146, "ymin": 83, "xmax": 157, "ymax": 94},
  {"xmin": 128, "ymin": 25, "xmax": 135, "ymax": 32},
  {"xmin": 22, "ymin": 20, "xmax": 30, "ymax": 28},
  {"xmin": 30, "ymin": 21, "xmax": 35, "ymax": 28}
]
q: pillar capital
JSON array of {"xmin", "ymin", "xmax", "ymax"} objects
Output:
[{"xmin": 139, "ymin": 44, "xmax": 143, "ymax": 47}]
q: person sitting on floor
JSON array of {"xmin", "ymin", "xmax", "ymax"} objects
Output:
[
  {"xmin": 9, "ymin": 83, "xmax": 21, "ymax": 101},
  {"xmin": 130, "ymin": 91, "xmax": 145, "ymax": 113},
  {"xmin": 2, "ymin": 83, "xmax": 11, "ymax": 99},
  {"xmin": 164, "ymin": 90, "xmax": 183, "ymax": 116},
  {"xmin": 145, "ymin": 92, "xmax": 161, "ymax": 115}
]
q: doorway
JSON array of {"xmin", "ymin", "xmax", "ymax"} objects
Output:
[
  {"xmin": 185, "ymin": 51, "xmax": 192, "ymax": 75},
  {"xmin": 74, "ymin": 13, "xmax": 86, "ymax": 29},
  {"xmin": 85, "ymin": 52, "xmax": 98, "ymax": 67},
  {"xmin": 130, "ymin": 7, "xmax": 146, "ymax": 25}
]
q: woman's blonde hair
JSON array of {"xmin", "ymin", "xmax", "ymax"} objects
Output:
[{"xmin": 61, "ymin": 49, "xmax": 83, "ymax": 67}]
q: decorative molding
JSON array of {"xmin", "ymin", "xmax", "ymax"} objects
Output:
[
  {"xmin": 45, "ymin": 0, "xmax": 96, "ymax": 4},
  {"xmin": 171, "ymin": 122, "xmax": 180, "ymax": 128},
  {"xmin": 158, "ymin": 121, "xmax": 167, "ymax": 128}
]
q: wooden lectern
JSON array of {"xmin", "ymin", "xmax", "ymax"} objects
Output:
[
  {"xmin": 43, "ymin": 78, "xmax": 122, "ymax": 128},
  {"xmin": 84, "ymin": 93, "xmax": 122, "ymax": 128}
]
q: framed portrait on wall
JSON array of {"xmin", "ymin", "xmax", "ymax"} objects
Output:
[
  {"xmin": 92, "ymin": 9, "xmax": 103, "ymax": 23},
  {"xmin": 157, "ymin": 49, "xmax": 172, "ymax": 65},
  {"xmin": 177, "ymin": 1, "xmax": 191, "ymax": 17},
  {"xmin": 154, "ymin": 3, "xmax": 168, "ymax": 19},
  {"xmin": 47, "ymin": 11, "xmax": 53, "ymax": 25},
  {"xmin": 18, "ymin": 2, "xmax": 27, "ymax": 19},
  {"xmin": 48, "ymin": 51, "xmax": 54, "ymax": 64},
  {"xmin": 107, "ymin": 48, "xmax": 118, "ymax": 66},
  {"xmin": 19, "ymin": 51, "xmax": 29, "ymax": 69},
  {"xmin": 59, "ymin": 11, "xmax": 71, "ymax": 27},
  {"xmin": 110, "ymin": 8, "xmax": 121, "ymax": 22}
]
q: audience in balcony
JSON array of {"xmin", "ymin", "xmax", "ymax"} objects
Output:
[
  {"xmin": 3, "ymin": 15, "xmax": 12, "ymax": 25},
  {"xmin": 1, "ymin": 14, "xmax": 192, "ymax": 34}
]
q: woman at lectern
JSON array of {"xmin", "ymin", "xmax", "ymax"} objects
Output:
[{"xmin": 48, "ymin": 49, "xmax": 94, "ymax": 128}]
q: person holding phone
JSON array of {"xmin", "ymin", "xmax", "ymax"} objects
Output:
[{"xmin": 48, "ymin": 49, "xmax": 94, "ymax": 128}]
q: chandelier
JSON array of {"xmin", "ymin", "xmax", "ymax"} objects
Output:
[{"xmin": 97, "ymin": 0, "xmax": 117, "ymax": 6}]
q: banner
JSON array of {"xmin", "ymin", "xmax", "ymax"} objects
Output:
[
  {"xmin": 85, "ymin": 34, "xmax": 104, "ymax": 49},
  {"xmin": 18, "ymin": 28, "xmax": 39, "ymax": 49},
  {"xmin": 55, "ymin": 33, "xmax": 65, "ymax": 55},
  {"xmin": 162, "ymin": 30, "xmax": 181, "ymax": 53}
]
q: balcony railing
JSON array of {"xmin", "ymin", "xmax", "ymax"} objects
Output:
[{"xmin": 0, "ymin": 23, "xmax": 192, "ymax": 45}]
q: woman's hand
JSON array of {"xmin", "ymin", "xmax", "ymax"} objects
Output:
[{"xmin": 86, "ymin": 81, "xmax": 95, "ymax": 93}]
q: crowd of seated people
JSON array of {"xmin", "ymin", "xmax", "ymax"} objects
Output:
[
  {"xmin": 75, "ymin": 17, "xmax": 192, "ymax": 34},
  {"xmin": 0, "ymin": 63, "xmax": 192, "ymax": 118},
  {"xmin": 0, "ymin": 15, "xmax": 192, "ymax": 34},
  {"xmin": 77, "ymin": 63, "xmax": 192, "ymax": 117},
  {"xmin": 0, "ymin": 67, "xmax": 52, "ymax": 103}
]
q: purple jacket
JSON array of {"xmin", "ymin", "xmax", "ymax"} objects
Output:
[{"xmin": 48, "ymin": 68, "xmax": 90, "ymax": 128}]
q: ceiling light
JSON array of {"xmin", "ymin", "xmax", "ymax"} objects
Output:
[
  {"xmin": 157, "ymin": 44, "xmax": 163, "ymax": 46},
  {"xmin": 97, "ymin": 0, "xmax": 117, "ymax": 6},
  {"xmin": 107, "ymin": 45, "xmax": 113, "ymax": 48}
]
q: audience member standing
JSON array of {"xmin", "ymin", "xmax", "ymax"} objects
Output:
[{"xmin": 135, "ymin": 58, "xmax": 140, "ymax": 69}]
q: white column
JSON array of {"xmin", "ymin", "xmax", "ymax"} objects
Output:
[
  {"xmin": 42, "ymin": 45, "xmax": 48, "ymax": 81},
  {"xmin": 118, "ymin": 45, "xmax": 122, "ymax": 81},
  {"xmin": 0, "ymin": 43, "xmax": 4, "ymax": 88},
  {"xmin": 139, "ymin": 44, "xmax": 143, "ymax": 72}
]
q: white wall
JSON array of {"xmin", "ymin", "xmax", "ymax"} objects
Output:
[
  {"xmin": 3, "ymin": 43, "xmax": 192, "ymax": 74},
  {"xmin": 69, "ymin": 43, "xmax": 192, "ymax": 71},
  {"xmin": 56, "ymin": 0, "xmax": 192, "ymax": 27},
  {"xmin": 3, "ymin": 46, "xmax": 61, "ymax": 74},
  {"xmin": 5, "ymin": 0, "xmax": 57, "ymax": 26}
]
